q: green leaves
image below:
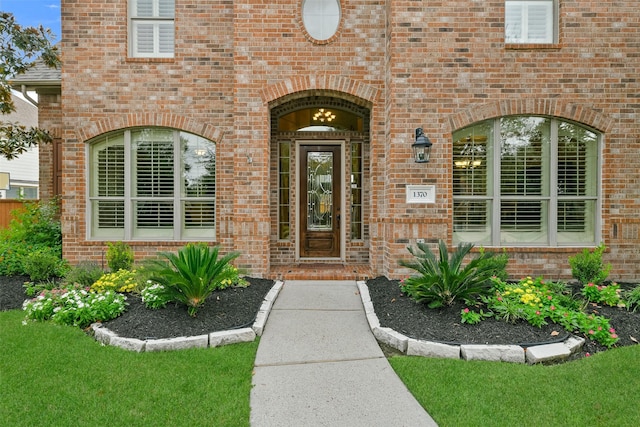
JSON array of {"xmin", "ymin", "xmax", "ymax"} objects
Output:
[
  {"xmin": 146, "ymin": 244, "xmax": 240, "ymax": 317},
  {"xmin": 1, "ymin": 12, "xmax": 60, "ymax": 159},
  {"xmin": 399, "ymin": 240, "xmax": 505, "ymax": 308}
]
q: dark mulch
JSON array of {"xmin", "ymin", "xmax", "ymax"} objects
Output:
[
  {"xmin": 366, "ymin": 276, "xmax": 640, "ymax": 357},
  {"xmin": 0, "ymin": 275, "xmax": 274, "ymax": 340}
]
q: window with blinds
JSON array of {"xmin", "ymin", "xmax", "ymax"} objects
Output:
[
  {"xmin": 129, "ymin": 0, "xmax": 175, "ymax": 58},
  {"xmin": 505, "ymin": 1, "xmax": 555, "ymax": 44},
  {"xmin": 93, "ymin": 136, "xmax": 125, "ymax": 234},
  {"xmin": 453, "ymin": 117, "xmax": 599, "ymax": 246},
  {"xmin": 453, "ymin": 123, "xmax": 492, "ymax": 243},
  {"xmin": 89, "ymin": 128, "xmax": 216, "ymax": 240}
]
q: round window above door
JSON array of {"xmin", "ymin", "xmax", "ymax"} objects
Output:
[{"xmin": 302, "ymin": 0, "xmax": 341, "ymax": 42}]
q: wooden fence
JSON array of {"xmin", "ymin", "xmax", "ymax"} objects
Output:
[{"xmin": 0, "ymin": 200, "xmax": 29, "ymax": 229}]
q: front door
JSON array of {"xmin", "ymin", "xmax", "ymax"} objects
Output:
[{"xmin": 300, "ymin": 145, "xmax": 341, "ymax": 258}]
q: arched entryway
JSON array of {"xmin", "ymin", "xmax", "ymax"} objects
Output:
[{"xmin": 269, "ymin": 94, "xmax": 371, "ymax": 277}]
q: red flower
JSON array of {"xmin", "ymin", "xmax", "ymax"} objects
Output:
[{"xmin": 463, "ymin": 308, "xmax": 469, "ymax": 313}]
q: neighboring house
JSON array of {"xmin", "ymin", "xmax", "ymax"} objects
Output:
[
  {"xmin": 0, "ymin": 92, "xmax": 39, "ymax": 199},
  {"xmin": 11, "ymin": 1, "xmax": 640, "ymax": 281}
]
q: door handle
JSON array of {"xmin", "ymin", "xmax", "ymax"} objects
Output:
[{"xmin": 336, "ymin": 214, "xmax": 340, "ymax": 228}]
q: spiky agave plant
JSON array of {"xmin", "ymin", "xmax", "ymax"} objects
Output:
[
  {"xmin": 146, "ymin": 243, "xmax": 240, "ymax": 317},
  {"xmin": 399, "ymin": 240, "xmax": 500, "ymax": 308}
]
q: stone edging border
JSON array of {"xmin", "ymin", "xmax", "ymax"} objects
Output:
[
  {"xmin": 357, "ymin": 281, "xmax": 585, "ymax": 364},
  {"xmin": 89, "ymin": 281, "xmax": 284, "ymax": 352}
]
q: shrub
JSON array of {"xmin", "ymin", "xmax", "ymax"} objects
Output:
[
  {"xmin": 3, "ymin": 198, "xmax": 61, "ymax": 247},
  {"xmin": 145, "ymin": 243, "xmax": 241, "ymax": 317},
  {"xmin": 64, "ymin": 262, "xmax": 105, "ymax": 288},
  {"xmin": 486, "ymin": 276, "xmax": 619, "ymax": 348},
  {"xmin": 0, "ymin": 198, "xmax": 63, "ymax": 276},
  {"xmin": 106, "ymin": 242, "xmax": 134, "ymax": 272},
  {"xmin": 582, "ymin": 282, "xmax": 622, "ymax": 307},
  {"xmin": 23, "ymin": 285, "xmax": 127, "ymax": 328},
  {"xmin": 399, "ymin": 240, "xmax": 499, "ymax": 308},
  {"xmin": 478, "ymin": 247, "xmax": 509, "ymax": 281},
  {"xmin": 91, "ymin": 269, "xmax": 138, "ymax": 293},
  {"xmin": 22, "ymin": 248, "xmax": 68, "ymax": 282},
  {"xmin": 569, "ymin": 244, "xmax": 611, "ymax": 285}
]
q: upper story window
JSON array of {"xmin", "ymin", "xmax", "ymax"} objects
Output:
[
  {"xmin": 129, "ymin": 0, "xmax": 175, "ymax": 58},
  {"xmin": 302, "ymin": 0, "xmax": 341, "ymax": 42},
  {"xmin": 505, "ymin": 1, "xmax": 557, "ymax": 44},
  {"xmin": 89, "ymin": 128, "xmax": 216, "ymax": 241},
  {"xmin": 453, "ymin": 117, "xmax": 600, "ymax": 247}
]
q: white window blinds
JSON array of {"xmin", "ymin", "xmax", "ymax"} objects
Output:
[
  {"xmin": 89, "ymin": 128, "xmax": 216, "ymax": 240},
  {"xmin": 505, "ymin": 1, "xmax": 554, "ymax": 43},
  {"xmin": 130, "ymin": 0, "xmax": 175, "ymax": 57}
]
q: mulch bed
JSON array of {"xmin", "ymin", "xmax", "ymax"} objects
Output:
[
  {"xmin": 366, "ymin": 276, "xmax": 640, "ymax": 357},
  {"xmin": 3, "ymin": 275, "xmax": 638, "ymax": 358}
]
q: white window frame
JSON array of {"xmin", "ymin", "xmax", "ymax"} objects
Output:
[
  {"xmin": 129, "ymin": 0, "xmax": 175, "ymax": 58},
  {"xmin": 453, "ymin": 117, "xmax": 601, "ymax": 247},
  {"xmin": 505, "ymin": 0, "xmax": 557, "ymax": 44},
  {"xmin": 88, "ymin": 128, "xmax": 216, "ymax": 241}
]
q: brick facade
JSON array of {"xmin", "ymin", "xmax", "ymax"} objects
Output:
[{"xmin": 33, "ymin": 1, "xmax": 640, "ymax": 280}]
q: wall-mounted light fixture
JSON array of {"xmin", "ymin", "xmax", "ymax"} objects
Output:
[{"xmin": 412, "ymin": 127, "xmax": 433, "ymax": 163}]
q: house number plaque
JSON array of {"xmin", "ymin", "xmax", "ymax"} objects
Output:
[{"xmin": 406, "ymin": 185, "xmax": 436, "ymax": 204}]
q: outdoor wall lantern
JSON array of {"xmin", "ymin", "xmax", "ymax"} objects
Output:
[{"xmin": 412, "ymin": 127, "xmax": 433, "ymax": 163}]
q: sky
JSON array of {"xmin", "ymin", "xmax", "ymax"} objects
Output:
[{"xmin": 1, "ymin": 0, "xmax": 61, "ymax": 42}]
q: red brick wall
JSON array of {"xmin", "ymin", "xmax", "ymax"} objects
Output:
[{"xmin": 52, "ymin": 1, "xmax": 640, "ymax": 281}]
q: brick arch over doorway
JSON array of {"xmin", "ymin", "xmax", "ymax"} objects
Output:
[
  {"xmin": 259, "ymin": 75, "xmax": 380, "ymax": 106},
  {"xmin": 448, "ymin": 99, "xmax": 613, "ymax": 133},
  {"xmin": 75, "ymin": 113, "xmax": 224, "ymax": 143},
  {"xmin": 268, "ymin": 93, "xmax": 373, "ymax": 278}
]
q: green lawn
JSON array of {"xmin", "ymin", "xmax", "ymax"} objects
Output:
[
  {"xmin": 390, "ymin": 345, "xmax": 640, "ymax": 427},
  {"xmin": 0, "ymin": 310, "xmax": 257, "ymax": 427},
  {"xmin": 3, "ymin": 308, "xmax": 639, "ymax": 427}
]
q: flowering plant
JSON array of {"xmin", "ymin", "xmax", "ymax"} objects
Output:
[
  {"xmin": 582, "ymin": 282, "xmax": 622, "ymax": 307},
  {"xmin": 218, "ymin": 264, "xmax": 249, "ymax": 289},
  {"xmin": 23, "ymin": 285, "xmax": 126, "ymax": 328},
  {"xmin": 460, "ymin": 307, "xmax": 487, "ymax": 325},
  {"xmin": 91, "ymin": 269, "xmax": 138, "ymax": 293},
  {"xmin": 140, "ymin": 282, "xmax": 172, "ymax": 309},
  {"xmin": 486, "ymin": 276, "xmax": 619, "ymax": 348}
]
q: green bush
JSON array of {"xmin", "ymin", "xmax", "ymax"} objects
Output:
[
  {"xmin": 145, "ymin": 243, "xmax": 240, "ymax": 317},
  {"xmin": 23, "ymin": 285, "xmax": 127, "ymax": 328},
  {"xmin": 106, "ymin": 241, "xmax": 134, "ymax": 272},
  {"xmin": 485, "ymin": 276, "xmax": 619, "ymax": 348},
  {"xmin": 0, "ymin": 199, "xmax": 63, "ymax": 276},
  {"xmin": 477, "ymin": 247, "xmax": 509, "ymax": 281},
  {"xmin": 22, "ymin": 248, "xmax": 68, "ymax": 282},
  {"xmin": 569, "ymin": 244, "xmax": 611, "ymax": 285},
  {"xmin": 399, "ymin": 240, "xmax": 499, "ymax": 308},
  {"xmin": 2, "ymin": 198, "xmax": 61, "ymax": 247},
  {"xmin": 63, "ymin": 262, "xmax": 105, "ymax": 288},
  {"xmin": 582, "ymin": 282, "xmax": 622, "ymax": 306}
]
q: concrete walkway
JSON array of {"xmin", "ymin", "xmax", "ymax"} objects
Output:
[{"xmin": 250, "ymin": 280, "xmax": 438, "ymax": 427}]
